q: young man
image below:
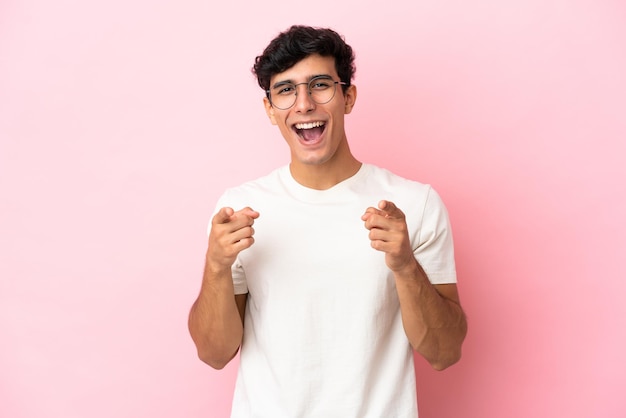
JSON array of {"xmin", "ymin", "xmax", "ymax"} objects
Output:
[{"xmin": 189, "ymin": 25, "xmax": 467, "ymax": 417}]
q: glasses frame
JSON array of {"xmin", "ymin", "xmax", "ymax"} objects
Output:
[{"xmin": 266, "ymin": 76, "xmax": 348, "ymax": 110}]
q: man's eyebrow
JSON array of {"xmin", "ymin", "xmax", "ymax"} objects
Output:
[
  {"xmin": 271, "ymin": 80, "xmax": 294, "ymax": 89},
  {"xmin": 271, "ymin": 74, "xmax": 333, "ymax": 89},
  {"xmin": 309, "ymin": 74, "xmax": 333, "ymax": 80}
]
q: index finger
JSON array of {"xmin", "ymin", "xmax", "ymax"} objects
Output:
[{"xmin": 236, "ymin": 207, "xmax": 260, "ymax": 221}]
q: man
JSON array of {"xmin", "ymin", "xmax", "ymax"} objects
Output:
[{"xmin": 189, "ymin": 25, "xmax": 467, "ymax": 417}]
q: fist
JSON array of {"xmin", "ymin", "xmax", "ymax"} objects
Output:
[
  {"xmin": 362, "ymin": 200, "xmax": 416, "ymax": 273},
  {"xmin": 207, "ymin": 206, "xmax": 259, "ymax": 271}
]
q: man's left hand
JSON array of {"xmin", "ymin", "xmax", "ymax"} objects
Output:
[{"xmin": 362, "ymin": 200, "xmax": 417, "ymax": 273}]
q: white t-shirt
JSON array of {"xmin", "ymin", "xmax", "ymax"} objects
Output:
[{"xmin": 210, "ymin": 164, "xmax": 457, "ymax": 418}]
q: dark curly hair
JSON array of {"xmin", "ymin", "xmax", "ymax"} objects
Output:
[{"xmin": 252, "ymin": 25, "xmax": 356, "ymax": 96}]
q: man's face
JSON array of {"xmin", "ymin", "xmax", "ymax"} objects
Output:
[{"xmin": 263, "ymin": 54, "xmax": 357, "ymax": 169}]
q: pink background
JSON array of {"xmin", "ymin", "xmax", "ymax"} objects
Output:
[{"xmin": 1, "ymin": 0, "xmax": 625, "ymax": 417}]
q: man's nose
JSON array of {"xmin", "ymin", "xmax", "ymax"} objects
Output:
[{"xmin": 293, "ymin": 83, "xmax": 315, "ymax": 113}]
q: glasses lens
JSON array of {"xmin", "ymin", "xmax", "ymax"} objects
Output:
[
  {"xmin": 269, "ymin": 82, "xmax": 297, "ymax": 110},
  {"xmin": 308, "ymin": 77, "xmax": 337, "ymax": 105}
]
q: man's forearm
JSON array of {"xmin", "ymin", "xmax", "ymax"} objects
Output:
[
  {"xmin": 188, "ymin": 265, "xmax": 243, "ymax": 370},
  {"xmin": 394, "ymin": 260, "xmax": 467, "ymax": 371}
]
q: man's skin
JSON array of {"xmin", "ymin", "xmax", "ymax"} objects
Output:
[{"xmin": 189, "ymin": 53, "xmax": 467, "ymax": 371}]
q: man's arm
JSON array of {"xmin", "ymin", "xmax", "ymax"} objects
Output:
[
  {"xmin": 188, "ymin": 207, "xmax": 258, "ymax": 369},
  {"xmin": 362, "ymin": 200, "xmax": 467, "ymax": 371},
  {"xmin": 393, "ymin": 266, "xmax": 466, "ymax": 370}
]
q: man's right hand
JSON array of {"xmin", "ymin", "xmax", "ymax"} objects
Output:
[{"xmin": 207, "ymin": 207, "xmax": 260, "ymax": 273}]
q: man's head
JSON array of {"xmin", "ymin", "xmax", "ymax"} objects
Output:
[
  {"xmin": 252, "ymin": 25, "xmax": 356, "ymax": 96},
  {"xmin": 252, "ymin": 26, "xmax": 359, "ymax": 184}
]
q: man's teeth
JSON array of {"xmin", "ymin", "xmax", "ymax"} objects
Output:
[{"xmin": 295, "ymin": 121, "xmax": 324, "ymax": 130}]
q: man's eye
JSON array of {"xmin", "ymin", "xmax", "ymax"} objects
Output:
[
  {"xmin": 310, "ymin": 81, "xmax": 332, "ymax": 90},
  {"xmin": 276, "ymin": 85, "xmax": 295, "ymax": 95}
]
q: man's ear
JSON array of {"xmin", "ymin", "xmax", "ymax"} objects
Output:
[
  {"xmin": 263, "ymin": 97, "xmax": 278, "ymax": 125},
  {"xmin": 344, "ymin": 84, "xmax": 357, "ymax": 114}
]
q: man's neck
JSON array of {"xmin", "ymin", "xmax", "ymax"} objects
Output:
[{"xmin": 289, "ymin": 157, "xmax": 362, "ymax": 190}]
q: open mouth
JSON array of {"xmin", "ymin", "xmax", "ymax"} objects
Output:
[{"xmin": 294, "ymin": 121, "xmax": 326, "ymax": 142}]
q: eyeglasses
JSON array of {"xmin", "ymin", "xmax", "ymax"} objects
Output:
[{"xmin": 267, "ymin": 76, "xmax": 347, "ymax": 110}]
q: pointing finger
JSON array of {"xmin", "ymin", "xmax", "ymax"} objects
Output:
[
  {"xmin": 239, "ymin": 207, "xmax": 260, "ymax": 221},
  {"xmin": 213, "ymin": 207, "xmax": 260, "ymax": 226},
  {"xmin": 361, "ymin": 206, "xmax": 381, "ymax": 221}
]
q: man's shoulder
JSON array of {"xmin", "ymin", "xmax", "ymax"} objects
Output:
[
  {"xmin": 360, "ymin": 164, "xmax": 446, "ymax": 217},
  {"xmin": 363, "ymin": 164, "xmax": 431, "ymax": 192},
  {"xmin": 217, "ymin": 166, "xmax": 287, "ymax": 205},
  {"xmin": 228, "ymin": 166, "xmax": 286, "ymax": 192}
]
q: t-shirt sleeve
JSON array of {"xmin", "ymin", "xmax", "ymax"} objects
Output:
[
  {"xmin": 207, "ymin": 191, "xmax": 249, "ymax": 295},
  {"xmin": 414, "ymin": 186, "xmax": 457, "ymax": 285}
]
